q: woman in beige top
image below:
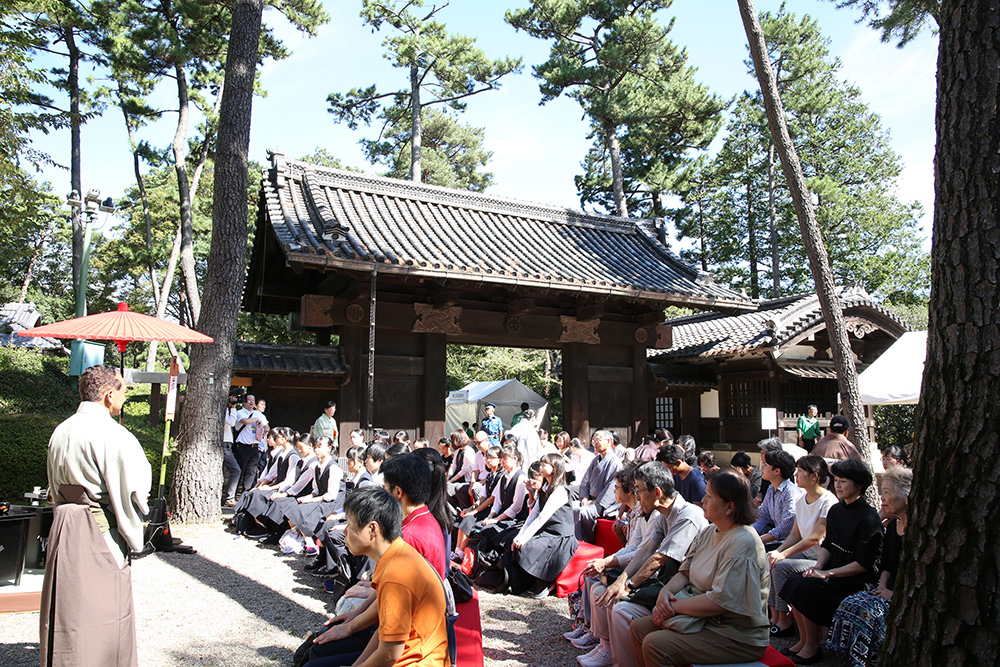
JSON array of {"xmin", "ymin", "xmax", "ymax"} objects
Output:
[{"xmin": 628, "ymin": 471, "xmax": 770, "ymax": 667}]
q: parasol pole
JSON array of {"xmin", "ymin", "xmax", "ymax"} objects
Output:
[
  {"xmin": 116, "ymin": 340, "xmax": 128, "ymax": 425},
  {"xmin": 143, "ymin": 355, "xmax": 195, "ymax": 554}
]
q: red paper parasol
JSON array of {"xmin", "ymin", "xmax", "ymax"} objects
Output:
[{"xmin": 17, "ymin": 301, "xmax": 213, "ymax": 374}]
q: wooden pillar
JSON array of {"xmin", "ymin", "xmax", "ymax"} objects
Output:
[
  {"xmin": 339, "ymin": 326, "xmax": 366, "ymax": 457},
  {"xmin": 631, "ymin": 345, "xmax": 649, "ymax": 447},
  {"xmin": 562, "ymin": 343, "xmax": 590, "ymax": 441},
  {"xmin": 423, "ymin": 333, "xmax": 447, "ymax": 444}
]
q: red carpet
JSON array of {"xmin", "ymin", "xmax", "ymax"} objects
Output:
[{"xmin": 455, "ymin": 588, "xmax": 484, "ymax": 667}]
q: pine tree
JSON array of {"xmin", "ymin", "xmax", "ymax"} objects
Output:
[
  {"xmin": 328, "ymin": 0, "xmax": 520, "ymax": 184},
  {"xmin": 676, "ymin": 6, "xmax": 927, "ymax": 302},
  {"xmin": 507, "ymin": 0, "xmax": 723, "ymax": 218}
]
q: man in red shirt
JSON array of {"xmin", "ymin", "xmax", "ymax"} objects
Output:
[
  {"xmin": 343, "ymin": 487, "xmax": 448, "ymax": 667},
  {"xmin": 381, "ymin": 454, "xmax": 448, "ymax": 578}
]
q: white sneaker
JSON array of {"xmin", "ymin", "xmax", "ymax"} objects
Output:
[
  {"xmin": 571, "ymin": 631, "xmax": 598, "ymax": 649},
  {"xmin": 563, "ymin": 625, "xmax": 588, "ymax": 641},
  {"xmin": 577, "ymin": 644, "xmax": 612, "ymax": 667}
]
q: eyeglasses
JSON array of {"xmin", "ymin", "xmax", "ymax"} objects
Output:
[{"xmin": 633, "ymin": 485, "xmax": 651, "ymax": 495}]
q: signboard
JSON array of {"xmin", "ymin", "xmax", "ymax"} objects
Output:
[
  {"xmin": 761, "ymin": 407, "xmax": 777, "ymax": 431},
  {"xmin": 164, "ymin": 357, "xmax": 180, "ymax": 421},
  {"xmin": 447, "ymin": 389, "xmax": 469, "ymax": 404}
]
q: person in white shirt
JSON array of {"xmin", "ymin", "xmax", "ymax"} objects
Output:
[
  {"xmin": 509, "ymin": 409, "xmax": 547, "ymax": 470},
  {"xmin": 222, "ymin": 392, "xmax": 242, "ymax": 506},
  {"xmin": 233, "ymin": 393, "xmax": 266, "ymax": 491}
]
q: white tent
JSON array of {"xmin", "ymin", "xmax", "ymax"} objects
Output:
[
  {"xmin": 445, "ymin": 379, "xmax": 549, "ymax": 435},
  {"xmin": 858, "ymin": 331, "xmax": 927, "ymax": 405}
]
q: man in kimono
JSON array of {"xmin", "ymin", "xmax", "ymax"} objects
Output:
[
  {"xmin": 40, "ymin": 364, "xmax": 151, "ymax": 667},
  {"xmin": 575, "ymin": 429, "xmax": 623, "ymax": 543}
]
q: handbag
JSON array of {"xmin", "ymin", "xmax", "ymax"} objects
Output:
[{"xmin": 449, "ymin": 565, "xmax": 475, "ymax": 604}]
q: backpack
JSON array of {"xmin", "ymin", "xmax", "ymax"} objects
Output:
[{"xmin": 473, "ymin": 547, "xmax": 509, "ymax": 594}]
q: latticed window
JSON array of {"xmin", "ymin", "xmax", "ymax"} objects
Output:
[
  {"xmin": 654, "ymin": 396, "xmax": 677, "ymax": 432},
  {"xmin": 723, "ymin": 378, "xmax": 772, "ymax": 419}
]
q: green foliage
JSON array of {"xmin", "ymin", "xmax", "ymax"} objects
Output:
[
  {"xmin": 0, "ymin": 414, "xmax": 61, "ymax": 502},
  {"xmin": 0, "ymin": 1, "xmax": 73, "ymax": 184},
  {"xmin": 0, "ymin": 345, "xmax": 175, "ymax": 501},
  {"xmin": 873, "ymin": 403, "xmax": 916, "ymax": 451},
  {"xmin": 329, "ymin": 0, "xmax": 520, "ymax": 184},
  {"xmin": 363, "ymin": 108, "xmax": 494, "ymax": 191},
  {"xmin": 673, "ymin": 7, "xmax": 929, "ymax": 304},
  {"xmin": 0, "ymin": 346, "xmax": 78, "ymax": 415},
  {"xmin": 829, "ymin": 0, "xmax": 939, "ymax": 46},
  {"xmin": 447, "ymin": 345, "xmax": 562, "ymax": 430},
  {"xmin": 238, "ymin": 312, "xmax": 320, "ymax": 345},
  {"xmin": 508, "ymin": 0, "xmax": 724, "ymax": 217}
]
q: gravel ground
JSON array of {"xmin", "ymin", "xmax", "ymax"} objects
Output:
[{"xmin": 1, "ymin": 516, "xmax": 837, "ymax": 666}]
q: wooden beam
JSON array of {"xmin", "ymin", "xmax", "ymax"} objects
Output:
[
  {"xmin": 577, "ymin": 303, "xmax": 605, "ymax": 321},
  {"xmin": 507, "ymin": 297, "xmax": 536, "ymax": 315},
  {"xmin": 433, "ymin": 290, "xmax": 460, "ymax": 309},
  {"xmin": 635, "ymin": 310, "xmax": 666, "ymax": 326}
]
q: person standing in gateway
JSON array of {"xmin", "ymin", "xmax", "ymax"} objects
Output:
[
  {"xmin": 312, "ymin": 400, "xmax": 339, "ymax": 442},
  {"xmin": 797, "ymin": 405, "xmax": 821, "ymax": 453},
  {"xmin": 40, "ymin": 364, "xmax": 151, "ymax": 667}
]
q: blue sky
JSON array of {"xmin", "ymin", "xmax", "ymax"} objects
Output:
[{"xmin": 27, "ymin": 0, "xmax": 938, "ymax": 243}]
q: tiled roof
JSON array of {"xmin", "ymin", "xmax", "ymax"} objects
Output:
[
  {"xmin": 649, "ymin": 286, "xmax": 911, "ymax": 360},
  {"xmin": 650, "ymin": 364, "xmax": 718, "ymax": 388},
  {"xmin": 0, "ymin": 302, "xmax": 67, "ymax": 353},
  {"xmin": 233, "ymin": 342, "xmax": 349, "ymax": 377},
  {"xmin": 258, "ymin": 153, "xmax": 753, "ymax": 312}
]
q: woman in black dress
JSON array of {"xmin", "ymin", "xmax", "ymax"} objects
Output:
[
  {"xmin": 512, "ymin": 452, "xmax": 579, "ymax": 598},
  {"xmin": 781, "ymin": 459, "xmax": 883, "ymax": 664}
]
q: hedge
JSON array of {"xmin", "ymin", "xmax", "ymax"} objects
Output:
[
  {"xmin": 0, "ymin": 346, "xmax": 172, "ymax": 503},
  {"xmin": 0, "ymin": 346, "xmax": 78, "ymax": 415}
]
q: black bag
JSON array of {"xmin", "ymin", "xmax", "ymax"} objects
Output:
[
  {"xmin": 474, "ymin": 547, "xmax": 509, "ymax": 593},
  {"xmin": 292, "ymin": 631, "xmax": 323, "ymax": 667},
  {"xmin": 449, "ymin": 566, "xmax": 474, "ymax": 604}
]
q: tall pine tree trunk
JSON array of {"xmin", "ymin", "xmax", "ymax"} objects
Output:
[
  {"xmin": 737, "ymin": 0, "xmax": 869, "ymax": 458},
  {"xmin": 768, "ymin": 143, "xmax": 780, "ymax": 296},
  {"xmin": 746, "ymin": 154, "xmax": 759, "ymax": 299},
  {"xmin": 172, "ymin": 0, "xmax": 264, "ymax": 522},
  {"xmin": 879, "ymin": 1, "xmax": 1000, "ymax": 663},
  {"xmin": 410, "ymin": 61, "xmax": 422, "ymax": 181},
  {"xmin": 65, "ymin": 26, "xmax": 83, "ymax": 314},
  {"xmin": 172, "ymin": 64, "xmax": 203, "ymax": 325},
  {"xmin": 607, "ymin": 126, "xmax": 628, "ymax": 217}
]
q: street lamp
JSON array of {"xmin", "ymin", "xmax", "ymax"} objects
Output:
[
  {"xmin": 66, "ymin": 189, "xmax": 115, "ymax": 374},
  {"xmin": 66, "ymin": 188, "xmax": 115, "ymax": 318}
]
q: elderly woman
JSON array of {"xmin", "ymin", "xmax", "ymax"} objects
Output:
[
  {"xmin": 827, "ymin": 466, "xmax": 912, "ymax": 666},
  {"xmin": 780, "ymin": 459, "xmax": 883, "ymax": 664},
  {"xmin": 628, "ymin": 471, "xmax": 770, "ymax": 667},
  {"xmin": 765, "ymin": 456, "xmax": 838, "ymax": 637},
  {"xmin": 753, "ymin": 449, "xmax": 802, "ymax": 549}
]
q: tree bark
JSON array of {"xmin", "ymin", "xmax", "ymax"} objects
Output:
[
  {"xmin": 746, "ymin": 153, "xmax": 759, "ymax": 299},
  {"xmin": 147, "ymin": 84, "xmax": 222, "ymax": 371},
  {"xmin": 768, "ymin": 142, "xmax": 780, "ymax": 297},
  {"xmin": 65, "ymin": 25, "xmax": 83, "ymax": 315},
  {"xmin": 737, "ymin": 0, "xmax": 869, "ymax": 458},
  {"xmin": 172, "ymin": 0, "xmax": 263, "ymax": 523},
  {"xmin": 879, "ymin": 1, "xmax": 1000, "ymax": 664},
  {"xmin": 172, "ymin": 64, "xmax": 203, "ymax": 325},
  {"xmin": 410, "ymin": 62, "xmax": 422, "ymax": 182},
  {"xmin": 607, "ymin": 126, "xmax": 628, "ymax": 217}
]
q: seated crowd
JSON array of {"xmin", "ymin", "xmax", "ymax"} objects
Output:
[{"xmin": 224, "ymin": 405, "xmax": 911, "ymax": 667}]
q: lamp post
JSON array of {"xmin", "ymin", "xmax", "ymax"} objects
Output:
[
  {"xmin": 66, "ymin": 188, "xmax": 115, "ymax": 318},
  {"xmin": 66, "ymin": 189, "xmax": 115, "ymax": 373}
]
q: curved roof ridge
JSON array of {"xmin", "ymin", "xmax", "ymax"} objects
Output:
[{"xmin": 274, "ymin": 152, "xmax": 639, "ymax": 234}]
